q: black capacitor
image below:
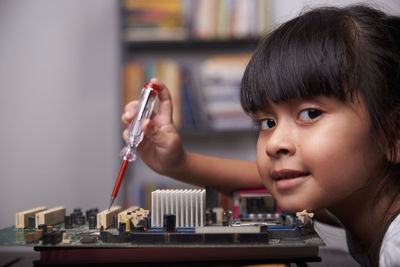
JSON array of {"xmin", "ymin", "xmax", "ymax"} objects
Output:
[
  {"xmin": 73, "ymin": 208, "xmax": 82, "ymax": 215},
  {"xmin": 88, "ymin": 215, "xmax": 96, "ymax": 229},
  {"xmin": 147, "ymin": 215, "xmax": 151, "ymax": 228},
  {"xmin": 112, "ymin": 215, "xmax": 118, "ymax": 228},
  {"xmin": 205, "ymin": 186, "xmax": 218, "ymax": 209},
  {"xmin": 138, "ymin": 217, "xmax": 150, "ymax": 228},
  {"xmin": 119, "ymin": 222, "xmax": 126, "ymax": 233},
  {"xmin": 260, "ymin": 225, "xmax": 268, "ymax": 232},
  {"xmin": 51, "ymin": 231, "xmax": 63, "ymax": 245},
  {"xmin": 70, "ymin": 213, "xmax": 76, "ymax": 226},
  {"xmin": 71, "ymin": 210, "xmax": 83, "ymax": 224},
  {"xmin": 64, "ymin": 215, "xmax": 73, "ymax": 229},
  {"xmin": 86, "ymin": 208, "xmax": 98, "ymax": 221},
  {"xmin": 38, "ymin": 224, "xmax": 47, "ymax": 233},
  {"xmin": 211, "ymin": 212, "xmax": 217, "ymax": 224},
  {"xmin": 71, "ymin": 213, "xmax": 78, "ymax": 224},
  {"xmin": 74, "ymin": 215, "xmax": 85, "ymax": 225},
  {"xmin": 163, "ymin": 214, "xmax": 176, "ymax": 232},
  {"xmin": 42, "ymin": 232, "xmax": 52, "ymax": 245},
  {"xmin": 28, "ymin": 216, "xmax": 35, "ymax": 229}
]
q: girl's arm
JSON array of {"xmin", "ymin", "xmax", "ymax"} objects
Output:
[
  {"xmin": 172, "ymin": 152, "xmax": 262, "ymax": 195},
  {"xmin": 122, "ymin": 78, "xmax": 263, "ymax": 195}
]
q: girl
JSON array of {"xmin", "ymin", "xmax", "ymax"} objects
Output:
[{"xmin": 122, "ymin": 5, "xmax": 400, "ymax": 266}]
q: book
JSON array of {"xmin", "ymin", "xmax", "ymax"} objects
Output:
[
  {"xmin": 123, "ymin": 0, "xmax": 270, "ymax": 41},
  {"xmin": 122, "ymin": 62, "xmax": 145, "ymax": 109},
  {"xmin": 123, "ymin": 59, "xmax": 182, "ymax": 128},
  {"xmin": 123, "ymin": 54, "xmax": 258, "ymax": 131},
  {"xmin": 189, "ymin": 0, "xmax": 270, "ymax": 40},
  {"xmin": 192, "ymin": 0, "xmax": 217, "ymax": 39},
  {"xmin": 123, "ymin": 0, "xmax": 188, "ymax": 41},
  {"xmin": 155, "ymin": 60, "xmax": 182, "ymax": 128},
  {"xmin": 199, "ymin": 54, "xmax": 254, "ymax": 130}
]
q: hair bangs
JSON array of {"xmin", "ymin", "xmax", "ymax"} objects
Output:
[{"xmin": 241, "ymin": 7, "xmax": 357, "ymax": 114}]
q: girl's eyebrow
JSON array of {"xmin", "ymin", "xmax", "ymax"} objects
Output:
[{"xmin": 254, "ymin": 107, "xmax": 273, "ymax": 118}]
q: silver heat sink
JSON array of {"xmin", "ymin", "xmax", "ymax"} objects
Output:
[{"xmin": 151, "ymin": 189, "xmax": 206, "ymax": 227}]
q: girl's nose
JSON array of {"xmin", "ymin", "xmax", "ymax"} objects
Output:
[{"xmin": 265, "ymin": 124, "xmax": 296, "ymax": 159}]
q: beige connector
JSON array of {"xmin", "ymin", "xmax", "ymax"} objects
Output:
[
  {"xmin": 35, "ymin": 206, "xmax": 66, "ymax": 228},
  {"xmin": 15, "ymin": 206, "xmax": 47, "ymax": 229},
  {"xmin": 296, "ymin": 210, "xmax": 314, "ymax": 224},
  {"xmin": 118, "ymin": 206, "xmax": 139, "ymax": 224},
  {"xmin": 118, "ymin": 206, "xmax": 149, "ymax": 227},
  {"xmin": 97, "ymin": 206, "xmax": 122, "ymax": 229}
]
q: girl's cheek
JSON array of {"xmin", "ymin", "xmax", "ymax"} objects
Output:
[{"xmin": 256, "ymin": 144, "xmax": 272, "ymax": 187}]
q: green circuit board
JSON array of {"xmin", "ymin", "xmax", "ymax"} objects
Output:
[
  {"xmin": 0, "ymin": 223, "xmax": 324, "ymax": 248},
  {"xmin": 3, "ymin": 206, "xmax": 325, "ymax": 265}
]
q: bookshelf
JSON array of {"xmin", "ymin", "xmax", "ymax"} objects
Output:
[
  {"xmin": 124, "ymin": 39, "xmax": 260, "ymax": 52},
  {"xmin": 120, "ymin": 0, "xmax": 268, "ymax": 208}
]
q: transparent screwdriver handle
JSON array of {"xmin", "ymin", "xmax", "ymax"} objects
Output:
[{"xmin": 120, "ymin": 83, "xmax": 158, "ymax": 162}]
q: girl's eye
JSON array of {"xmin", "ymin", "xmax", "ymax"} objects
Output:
[
  {"xmin": 259, "ymin": 119, "xmax": 276, "ymax": 130},
  {"xmin": 298, "ymin": 109, "xmax": 322, "ymax": 121}
]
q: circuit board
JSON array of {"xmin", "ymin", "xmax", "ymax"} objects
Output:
[
  {"xmin": 3, "ymin": 189, "xmax": 324, "ymax": 264},
  {"xmin": 0, "ymin": 223, "xmax": 323, "ymax": 264},
  {"xmin": 0, "ymin": 223, "xmax": 323, "ymax": 248}
]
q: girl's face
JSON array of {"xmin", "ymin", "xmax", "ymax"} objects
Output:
[{"xmin": 255, "ymin": 95, "xmax": 386, "ymax": 213}]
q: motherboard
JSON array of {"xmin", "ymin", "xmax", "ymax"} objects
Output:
[{"xmin": 1, "ymin": 188, "xmax": 324, "ymax": 264}]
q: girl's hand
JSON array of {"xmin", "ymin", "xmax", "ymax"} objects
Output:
[{"xmin": 121, "ymin": 78, "xmax": 186, "ymax": 177}]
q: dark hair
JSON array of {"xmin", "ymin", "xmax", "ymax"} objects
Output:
[{"xmin": 240, "ymin": 5, "xmax": 400, "ymax": 266}]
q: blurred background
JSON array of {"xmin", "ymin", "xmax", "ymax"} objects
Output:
[{"xmin": 0, "ymin": 0, "xmax": 398, "ymax": 253}]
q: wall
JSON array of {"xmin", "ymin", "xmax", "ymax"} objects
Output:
[{"xmin": 0, "ymin": 0, "xmax": 120, "ymax": 228}]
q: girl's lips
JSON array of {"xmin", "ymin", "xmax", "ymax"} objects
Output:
[
  {"xmin": 271, "ymin": 169, "xmax": 310, "ymax": 180},
  {"xmin": 275, "ymin": 175, "xmax": 309, "ymax": 190},
  {"xmin": 271, "ymin": 169, "xmax": 310, "ymax": 190}
]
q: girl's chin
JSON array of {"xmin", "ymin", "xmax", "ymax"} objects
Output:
[
  {"xmin": 263, "ymin": 183, "xmax": 318, "ymax": 212},
  {"xmin": 275, "ymin": 199, "xmax": 315, "ymax": 213}
]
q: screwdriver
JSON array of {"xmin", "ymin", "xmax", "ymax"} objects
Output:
[{"xmin": 108, "ymin": 82, "xmax": 159, "ymax": 210}]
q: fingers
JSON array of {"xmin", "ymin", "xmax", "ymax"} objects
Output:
[
  {"xmin": 122, "ymin": 77, "xmax": 173, "ymax": 123},
  {"xmin": 142, "ymin": 118, "xmax": 175, "ymax": 147},
  {"xmin": 122, "ymin": 128, "xmax": 128, "ymax": 143},
  {"xmin": 121, "ymin": 101, "xmax": 138, "ymax": 126},
  {"xmin": 150, "ymin": 78, "xmax": 172, "ymax": 102},
  {"xmin": 142, "ymin": 119, "xmax": 158, "ymax": 142},
  {"xmin": 121, "ymin": 78, "xmax": 175, "ymax": 143},
  {"xmin": 150, "ymin": 78, "xmax": 173, "ymax": 120},
  {"xmin": 124, "ymin": 100, "xmax": 138, "ymax": 113},
  {"xmin": 123, "ymin": 119, "xmax": 158, "ymax": 146}
]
